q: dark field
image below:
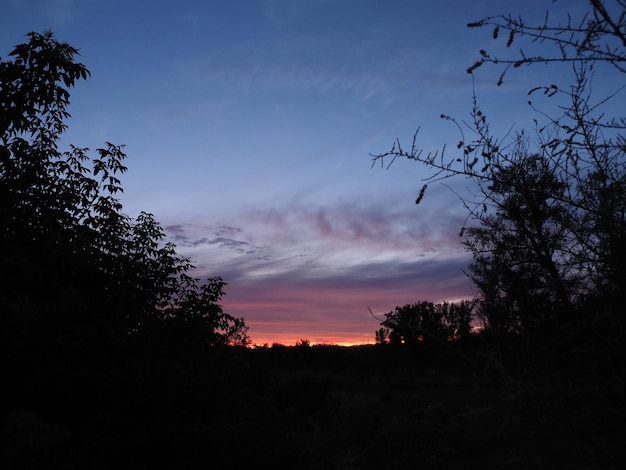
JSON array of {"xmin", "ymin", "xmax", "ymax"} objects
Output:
[{"xmin": 2, "ymin": 343, "xmax": 624, "ymax": 469}]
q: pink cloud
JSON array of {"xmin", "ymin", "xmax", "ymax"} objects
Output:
[
  {"xmin": 166, "ymin": 197, "xmax": 474, "ymax": 345},
  {"xmin": 221, "ymin": 256, "xmax": 474, "ymax": 345}
]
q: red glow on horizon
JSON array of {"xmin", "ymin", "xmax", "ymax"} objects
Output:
[
  {"xmin": 246, "ymin": 331, "xmax": 377, "ymax": 347},
  {"xmin": 222, "ymin": 277, "xmax": 474, "ymax": 347}
]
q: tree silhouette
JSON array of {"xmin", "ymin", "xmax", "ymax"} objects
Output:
[
  {"xmin": 371, "ymin": 2, "xmax": 625, "ymax": 356},
  {"xmin": 463, "ymin": 139, "xmax": 578, "ymax": 336},
  {"xmin": 467, "ymin": 0, "xmax": 626, "ymax": 84},
  {"xmin": 0, "ymin": 31, "xmax": 248, "ymax": 363},
  {"xmin": 375, "ymin": 327, "xmax": 389, "ymax": 344},
  {"xmin": 380, "ymin": 300, "xmax": 474, "ymax": 349}
]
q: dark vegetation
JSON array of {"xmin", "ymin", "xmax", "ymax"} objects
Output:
[
  {"xmin": 368, "ymin": 0, "xmax": 626, "ymax": 466},
  {"xmin": 1, "ymin": 1, "xmax": 625, "ymax": 468}
]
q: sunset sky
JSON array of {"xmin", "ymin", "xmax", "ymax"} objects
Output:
[{"xmin": 2, "ymin": 0, "xmax": 599, "ymax": 345}]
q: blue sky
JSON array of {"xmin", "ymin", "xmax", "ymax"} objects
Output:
[{"xmin": 2, "ymin": 0, "xmax": 599, "ymax": 344}]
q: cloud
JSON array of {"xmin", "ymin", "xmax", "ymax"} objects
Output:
[
  {"xmin": 206, "ymin": 236, "xmax": 267, "ymax": 255},
  {"xmin": 261, "ymin": 0, "xmax": 332, "ymax": 29},
  {"xmin": 164, "ymin": 223, "xmax": 270, "ymax": 258},
  {"xmin": 162, "ymin": 197, "xmax": 474, "ymax": 344},
  {"xmin": 168, "ymin": 193, "xmax": 469, "ymax": 277},
  {"xmin": 178, "ymin": 27, "xmax": 450, "ymax": 106},
  {"xmin": 216, "ymin": 225, "xmax": 243, "ymax": 237},
  {"xmin": 3, "ymin": 0, "xmax": 81, "ymax": 24},
  {"xmin": 164, "ymin": 224, "xmax": 185, "ymax": 234},
  {"xmin": 222, "ymin": 254, "xmax": 473, "ymax": 345}
]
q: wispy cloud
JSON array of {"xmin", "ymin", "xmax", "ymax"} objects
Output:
[
  {"xmin": 178, "ymin": 28, "xmax": 454, "ymax": 106},
  {"xmin": 1, "ymin": 0, "xmax": 100, "ymax": 34},
  {"xmin": 163, "ymin": 197, "xmax": 473, "ymax": 344},
  {"xmin": 165, "ymin": 223, "xmax": 269, "ymax": 258},
  {"xmin": 261, "ymin": 0, "xmax": 334, "ymax": 29},
  {"xmin": 168, "ymin": 194, "xmax": 467, "ymax": 276}
]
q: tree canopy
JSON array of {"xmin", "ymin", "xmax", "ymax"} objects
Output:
[
  {"xmin": 372, "ymin": 1, "xmax": 626, "ymax": 362},
  {"xmin": 467, "ymin": 0, "xmax": 626, "ymax": 83},
  {"xmin": 378, "ymin": 300, "xmax": 474, "ymax": 347},
  {"xmin": 0, "ymin": 31, "xmax": 249, "ymax": 363}
]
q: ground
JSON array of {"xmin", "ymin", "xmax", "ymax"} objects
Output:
[{"xmin": 2, "ymin": 344, "xmax": 624, "ymax": 469}]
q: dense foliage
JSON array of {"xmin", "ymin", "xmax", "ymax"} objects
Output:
[
  {"xmin": 377, "ymin": 300, "xmax": 474, "ymax": 347},
  {"xmin": 372, "ymin": 1, "xmax": 626, "ymax": 371},
  {"xmin": 0, "ymin": 31, "xmax": 248, "ymax": 366}
]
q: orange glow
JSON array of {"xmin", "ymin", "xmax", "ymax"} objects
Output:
[
  {"xmin": 222, "ymin": 277, "xmax": 474, "ymax": 347},
  {"xmin": 247, "ymin": 333, "xmax": 377, "ymax": 347}
]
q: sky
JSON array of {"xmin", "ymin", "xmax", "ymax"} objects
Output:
[{"xmin": 1, "ymin": 0, "xmax": 599, "ymax": 345}]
